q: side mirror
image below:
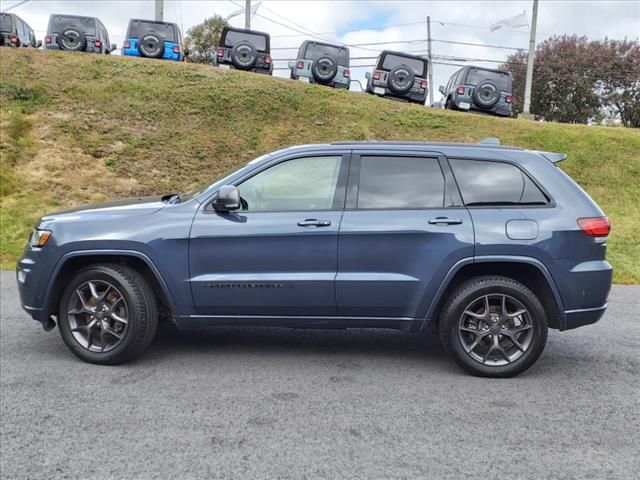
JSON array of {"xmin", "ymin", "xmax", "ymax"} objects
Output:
[
  {"xmin": 110, "ymin": 43, "xmax": 117, "ymax": 52},
  {"xmin": 36, "ymin": 40, "xmax": 42, "ymax": 48},
  {"xmin": 438, "ymin": 85, "xmax": 445, "ymax": 95},
  {"xmin": 288, "ymin": 60, "xmax": 294, "ymax": 68},
  {"xmin": 211, "ymin": 185, "xmax": 241, "ymax": 212},
  {"xmin": 364, "ymin": 72, "xmax": 371, "ymax": 80}
]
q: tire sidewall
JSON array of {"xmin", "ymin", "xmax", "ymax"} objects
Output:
[
  {"xmin": 138, "ymin": 33, "xmax": 164, "ymax": 58},
  {"xmin": 312, "ymin": 56, "xmax": 337, "ymax": 83},
  {"xmin": 473, "ymin": 81, "xmax": 500, "ymax": 108},
  {"xmin": 231, "ymin": 41, "xmax": 257, "ymax": 70},
  {"xmin": 387, "ymin": 65, "xmax": 414, "ymax": 95},
  {"xmin": 58, "ymin": 268, "xmax": 142, "ymax": 364},
  {"xmin": 442, "ymin": 279, "xmax": 548, "ymax": 377},
  {"xmin": 58, "ymin": 29, "xmax": 86, "ymax": 52}
]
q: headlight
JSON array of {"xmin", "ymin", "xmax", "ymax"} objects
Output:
[{"xmin": 29, "ymin": 229, "xmax": 52, "ymax": 248}]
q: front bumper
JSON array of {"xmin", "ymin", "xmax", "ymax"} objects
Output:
[{"xmin": 16, "ymin": 247, "xmax": 57, "ymax": 326}]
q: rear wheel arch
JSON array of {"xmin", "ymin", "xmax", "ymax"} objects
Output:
[
  {"xmin": 47, "ymin": 252, "xmax": 175, "ymax": 324},
  {"xmin": 427, "ymin": 259, "xmax": 564, "ymax": 330}
]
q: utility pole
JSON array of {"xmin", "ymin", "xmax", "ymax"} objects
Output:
[
  {"xmin": 427, "ymin": 16, "xmax": 434, "ymax": 107},
  {"xmin": 245, "ymin": 0, "xmax": 251, "ymax": 29},
  {"xmin": 523, "ymin": 0, "xmax": 538, "ymax": 115},
  {"xmin": 155, "ymin": 0, "xmax": 163, "ymax": 22}
]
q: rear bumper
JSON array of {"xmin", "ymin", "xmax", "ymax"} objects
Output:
[{"xmin": 563, "ymin": 304, "xmax": 607, "ymax": 330}]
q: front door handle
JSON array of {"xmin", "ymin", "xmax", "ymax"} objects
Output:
[
  {"xmin": 428, "ymin": 217, "xmax": 463, "ymax": 226},
  {"xmin": 297, "ymin": 219, "xmax": 332, "ymax": 227}
]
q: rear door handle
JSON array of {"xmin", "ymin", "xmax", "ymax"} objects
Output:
[
  {"xmin": 428, "ymin": 217, "xmax": 463, "ymax": 226},
  {"xmin": 297, "ymin": 219, "xmax": 331, "ymax": 227}
]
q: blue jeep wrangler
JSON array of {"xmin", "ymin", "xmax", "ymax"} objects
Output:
[
  {"xmin": 122, "ymin": 19, "xmax": 183, "ymax": 61},
  {"xmin": 17, "ymin": 140, "xmax": 612, "ymax": 377}
]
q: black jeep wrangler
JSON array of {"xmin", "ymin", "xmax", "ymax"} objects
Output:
[
  {"xmin": 44, "ymin": 14, "xmax": 116, "ymax": 54},
  {"xmin": 365, "ymin": 50, "xmax": 428, "ymax": 104},
  {"xmin": 439, "ymin": 66, "xmax": 513, "ymax": 117},
  {"xmin": 215, "ymin": 26, "xmax": 272, "ymax": 75},
  {"xmin": 0, "ymin": 13, "xmax": 39, "ymax": 48},
  {"xmin": 289, "ymin": 40, "xmax": 350, "ymax": 89}
]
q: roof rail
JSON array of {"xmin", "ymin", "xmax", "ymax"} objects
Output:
[{"xmin": 478, "ymin": 137, "xmax": 501, "ymax": 145}]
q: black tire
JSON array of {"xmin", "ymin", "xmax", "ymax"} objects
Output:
[
  {"xmin": 58, "ymin": 264, "xmax": 158, "ymax": 365},
  {"xmin": 445, "ymin": 97, "xmax": 453, "ymax": 110},
  {"xmin": 439, "ymin": 276, "xmax": 548, "ymax": 378},
  {"xmin": 138, "ymin": 33, "xmax": 165, "ymax": 58},
  {"xmin": 311, "ymin": 56, "xmax": 337, "ymax": 84},
  {"xmin": 472, "ymin": 80, "xmax": 500, "ymax": 109},
  {"xmin": 230, "ymin": 41, "xmax": 257, "ymax": 70},
  {"xmin": 387, "ymin": 65, "xmax": 415, "ymax": 95},
  {"xmin": 57, "ymin": 28, "xmax": 86, "ymax": 52}
]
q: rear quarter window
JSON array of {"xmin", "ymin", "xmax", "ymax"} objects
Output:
[{"xmin": 450, "ymin": 159, "xmax": 549, "ymax": 206}]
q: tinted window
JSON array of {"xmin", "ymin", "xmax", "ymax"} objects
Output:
[
  {"xmin": 50, "ymin": 16, "xmax": 96, "ymax": 35},
  {"xmin": 381, "ymin": 54, "xmax": 426, "ymax": 76},
  {"xmin": 465, "ymin": 68, "xmax": 511, "ymax": 91},
  {"xmin": 303, "ymin": 42, "xmax": 348, "ymax": 65},
  {"xmin": 0, "ymin": 14, "xmax": 13, "ymax": 33},
  {"xmin": 239, "ymin": 156, "xmax": 342, "ymax": 212},
  {"xmin": 357, "ymin": 156, "xmax": 444, "ymax": 209},
  {"xmin": 450, "ymin": 159, "xmax": 548, "ymax": 205},
  {"xmin": 128, "ymin": 20, "xmax": 177, "ymax": 42},
  {"xmin": 224, "ymin": 30, "xmax": 267, "ymax": 51}
]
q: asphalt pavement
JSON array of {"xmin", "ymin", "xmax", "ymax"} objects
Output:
[{"xmin": 1, "ymin": 271, "xmax": 639, "ymax": 479}]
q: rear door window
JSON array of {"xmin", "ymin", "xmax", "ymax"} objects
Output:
[
  {"xmin": 128, "ymin": 20, "xmax": 176, "ymax": 42},
  {"xmin": 50, "ymin": 16, "xmax": 96, "ymax": 35},
  {"xmin": 303, "ymin": 42, "xmax": 348, "ymax": 65},
  {"xmin": 465, "ymin": 68, "xmax": 511, "ymax": 91},
  {"xmin": 223, "ymin": 30, "xmax": 268, "ymax": 51},
  {"xmin": 381, "ymin": 54, "xmax": 426, "ymax": 76},
  {"xmin": 357, "ymin": 156, "xmax": 445, "ymax": 209},
  {"xmin": 0, "ymin": 14, "xmax": 13, "ymax": 33},
  {"xmin": 450, "ymin": 159, "xmax": 548, "ymax": 206}
]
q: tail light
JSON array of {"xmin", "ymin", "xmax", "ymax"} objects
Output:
[
  {"xmin": 173, "ymin": 45, "xmax": 180, "ymax": 54},
  {"xmin": 577, "ymin": 217, "xmax": 610, "ymax": 237},
  {"xmin": 373, "ymin": 71, "xmax": 381, "ymax": 80},
  {"xmin": 456, "ymin": 86, "xmax": 465, "ymax": 95},
  {"xmin": 343, "ymin": 69, "xmax": 350, "ymax": 78},
  {"xmin": 420, "ymin": 79, "xmax": 427, "ymax": 89},
  {"xmin": 10, "ymin": 35, "xmax": 18, "ymax": 45},
  {"xmin": 296, "ymin": 60, "xmax": 304, "ymax": 69},
  {"xmin": 216, "ymin": 48, "xmax": 224, "ymax": 57},
  {"xmin": 94, "ymin": 39, "xmax": 102, "ymax": 48},
  {"xmin": 264, "ymin": 55, "xmax": 272, "ymax": 64},
  {"xmin": 123, "ymin": 40, "xmax": 130, "ymax": 48},
  {"xmin": 506, "ymin": 95, "xmax": 513, "ymax": 103},
  {"xmin": 45, "ymin": 35, "xmax": 52, "ymax": 44}
]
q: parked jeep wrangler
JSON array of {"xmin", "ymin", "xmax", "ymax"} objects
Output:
[
  {"xmin": 440, "ymin": 66, "xmax": 513, "ymax": 117},
  {"xmin": 44, "ymin": 14, "xmax": 115, "ymax": 54},
  {"xmin": 365, "ymin": 50, "xmax": 428, "ymax": 104},
  {"xmin": 123, "ymin": 19, "xmax": 184, "ymax": 61},
  {"xmin": 17, "ymin": 140, "xmax": 612, "ymax": 377},
  {"xmin": 289, "ymin": 40, "xmax": 350, "ymax": 89},
  {"xmin": 0, "ymin": 12, "xmax": 39, "ymax": 48},
  {"xmin": 215, "ymin": 26, "xmax": 272, "ymax": 74}
]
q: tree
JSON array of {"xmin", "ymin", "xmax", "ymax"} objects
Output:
[{"xmin": 184, "ymin": 15, "xmax": 228, "ymax": 64}]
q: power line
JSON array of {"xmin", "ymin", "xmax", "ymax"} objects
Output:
[{"xmin": 0, "ymin": 0, "xmax": 30, "ymax": 13}]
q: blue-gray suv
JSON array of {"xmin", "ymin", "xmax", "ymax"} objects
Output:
[{"xmin": 17, "ymin": 140, "xmax": 612, "ymax": 377}]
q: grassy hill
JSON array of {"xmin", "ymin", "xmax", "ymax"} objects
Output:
[{"xmin": 1, "ymin": 48, "xmax": 638, "ymax": 283}]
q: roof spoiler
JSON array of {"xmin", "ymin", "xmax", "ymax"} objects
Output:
[
  {"xmin": 477, "ymin": 137, "xmax": 501, "ymax": 145},
  {"xmin": 539, "ymin": 151, "xmax": 567, "ymax": 163}
]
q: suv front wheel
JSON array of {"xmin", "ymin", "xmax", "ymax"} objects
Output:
[
  {"xmin": 439, "ymin": 276, "xmax": 548, "ymax": 377},
  {"xmin": 58, "ymin": 264, "xmax": 158, "ymax": 365}
]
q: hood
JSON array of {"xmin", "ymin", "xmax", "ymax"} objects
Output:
[{"xmin": 41, "ymin": 196, "xmax": 166, "ymax": 221}]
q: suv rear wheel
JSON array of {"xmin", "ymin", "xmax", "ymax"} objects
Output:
[
  {"xmin": 58, "ymin": 264, "xmax": 158, "ymax": 365},
  {"xmin": 439, "ymin": 276, "xmax": 548, "ymax": 377}
]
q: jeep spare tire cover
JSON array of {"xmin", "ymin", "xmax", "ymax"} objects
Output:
[
  {"xmin": 387, "ymin": 65, "xmax": 415, "ymax": 95},
  {"xmin": 58, "ymin": 28, "xmax": 86, "ymax": 51},
  {"xmin": 138, "ymin": 33, "xmax": 165, "ymax": 58},
  {"xmin": 473, "ymin": 80, "xmax": 500, "ymax": 108},
  {"xmin": 231, "ymin": 41, "xmax": 257, "ymax": 70},
  {"xmin": 312, "ymin": 56, "xmax": 338, "ymax": 83}
]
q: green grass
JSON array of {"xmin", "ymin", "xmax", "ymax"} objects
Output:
[{"xmin": 1, "ymin": 48, "xmax": 639, "ymax": 282}]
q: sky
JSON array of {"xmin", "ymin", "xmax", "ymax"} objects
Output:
[{"xmin": 2, "ymin": 0, "xmax": 639, "ymax": 101}]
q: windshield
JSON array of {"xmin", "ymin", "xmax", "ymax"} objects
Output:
[
  {"xmin": 381, "ymin": 53, "xmax": 426, "ymax": 76},
  {"xmin": 223, "ymin": 30, "xmax": 268, "ymax": 51},
  {"xmin": 465, "ymin": 68, "xmax": 511, "ymax": 91},
  {"xmin": 303, "ymin": 42, "xmax": 348, "ymax": 65},
  {"xmin": 0, "ymin": 14, "xmax": 12, "ymax": 32},
  {"xmin": 128, "ymin": 20, "xmax": 177, "ymax": 42},
  {"xmin": 179, "ymin": 153, "xmax": 272, "ymax": 202},
  {"xmin": 50, "ymin": 16, "xmax": 95, "ymax": 35}
]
